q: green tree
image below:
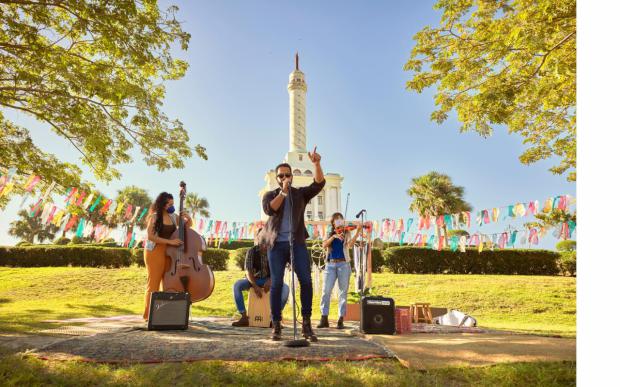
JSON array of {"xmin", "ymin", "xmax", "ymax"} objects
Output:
[
  {"xmin": 447, "ymin": 229, "xmax": 469, "ymax": 238},
  {"xmin": 8, "ymin": 209, "xmax": 59, "ymax": 243},
  {"xmin": 184, "ymin": 192, "xmax": 210, "ymax": 222},
  {"xmin": 405, "ymin": 0, "xmax": 576, "ymax": 181},
  {"xmin": 111, "ymin": 185, "xmax": 152, "ymax": 229},
  {"xmin": 0, "ymin": 0, "xmax": 208, "ymax": 204},
  {"xmin": 407, "ymin": 171, "xmax": 472, "ymax": 242},
  {"xmin": 58, "ymin": 185, "xmax": 151, "ymax": 241},
  {"xmin": 556, "ymin": 240, "xmax": 576, "ymax": 252},
  {"xmin": 526, "ymin": 208, "xmax": 576, "ymax": 240}
]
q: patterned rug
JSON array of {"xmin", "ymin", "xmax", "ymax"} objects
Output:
[{"xmin": 33, "ymin": 317, "xmax": 394, "ymax": 363}]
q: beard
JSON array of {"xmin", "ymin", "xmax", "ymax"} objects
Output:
[{"xmin": 277, "ymin": 178, "xmax": 292, "ymax": 188}]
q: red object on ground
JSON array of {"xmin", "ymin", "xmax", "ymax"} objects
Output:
[{"xmin": 395, "ymin": 307, "xmax": 412, "ymax": 334}]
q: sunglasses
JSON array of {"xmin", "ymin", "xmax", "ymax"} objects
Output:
[{"xmin": 277, "ymin": 173, "xmax": 292, "ymax": 179}]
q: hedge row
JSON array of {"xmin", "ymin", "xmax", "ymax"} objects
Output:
[
  {"xmin": 232, "ymin": 246, "xmax": 384, "ymax": 272},
  {"xmin": 0, "ymin": 246, "xmax": 229, "ymax": 271},
  {"xmin": 217, "ymin": 239, "xmax": 325, "ymax": 250},
  {"xmin": 382, "ymin": 246, "xmax": 562, "ymax": 275},
  {"xmin": 0, "ymin": 246, "xmax": 133, "ymax": 268},
  {"xmin": 1, "ymin": 244, "xmax": 570, "ymax": 276},
  {"xmin": 558, "ymin": 251, "xmax": 576, "ymax": 277},
  {"xmin": 214, "ymin": 240, "xmax": 255, "ymax": 250}
]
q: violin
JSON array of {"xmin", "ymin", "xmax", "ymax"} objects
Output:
[
  {"xmin": 163, "ymin": 181, "xmax": 215, "ymax": 303},
  {"xmin": 334, "ymin": 222, "xmax": 372, "ymax": 234}
]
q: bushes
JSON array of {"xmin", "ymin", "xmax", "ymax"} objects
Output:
[
  {"xmin": 131, "ymin": 248, "xmax": 229, "ymax": 271},
  {"xmin": 0, "ymin": 246, "xmax": 132, "ymax": 268},
  {"xmin": 232, "ymin": 247, "xmax": 251, "ymax": 270},
  {"xmin": 69, "ymin": 236, "xmax": 86, "ymax": 245},
  {"xmin": 201, "ymin": 249, "xmax": 229, "ymax": 271},
  {"xmin": 215, "ymin": 240, "xmax": 255, "ymax": 250},
  {"xmin": 53, "ymin": 237, "xmax": 71, "ymax": 245},
  {"xmin": 369, "ymin": 249, "xmax": 384, "ymax": 272},
  {"xmin": 382, "ymin": 246, "xmax": 561, "ymax": 275},
  {"xmin": 1, "ymin": 243, "xmax": 570, "ymax": 276},
  {"xmin": 558, "ymin": 251, "xmax": 576, "ymax": 276},
  {"xmin": 1, "ymin": 245, "xmax": 229, "ymax": 270},
  {"xmin": 556, "ymin": 240, "xmax": 576, "ymax": 252}
]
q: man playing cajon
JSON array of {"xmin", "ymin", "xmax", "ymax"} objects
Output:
[{"xmin": 232, "ymin": 228, "xmax": 289, "ymax": 327}]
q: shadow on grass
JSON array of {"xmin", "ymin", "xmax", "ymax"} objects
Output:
[
  {"xmin": 0, "ymin": 304, "xmax": 133, "ymax": 334},
  {"xmin": 69, "ymin": 304, "xmax": 135, "ymax": 315},
  {"xmin": 0, "ymin": 298, "xmax": 11, "ymax": 304}
]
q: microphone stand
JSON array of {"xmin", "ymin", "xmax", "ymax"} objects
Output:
[
  {"xmin": 284, "ymin": 189, "xmax": 309, "ymax": 348},
  {"xmin": 355, "ymin": 209, "xmax": 368, "ymax": 296}
]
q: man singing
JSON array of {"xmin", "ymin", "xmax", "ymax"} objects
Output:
[{"xmin": 261, "ymin": 146, "xmax": 325, "ymax": 341}]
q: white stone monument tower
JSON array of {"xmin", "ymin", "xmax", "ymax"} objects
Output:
[{"xmin": 259, "ymin": 54, "xmax": 343, "ymax": 221}]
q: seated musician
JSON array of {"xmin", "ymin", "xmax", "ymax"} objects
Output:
[{"xmin": 232, "ymin": 228, "xmax": 290, "ymax": 327}]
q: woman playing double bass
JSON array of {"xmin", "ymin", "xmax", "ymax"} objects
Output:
[{"xmin": 142, "ymin": 192, "xmax": 193, "ymax": 320}]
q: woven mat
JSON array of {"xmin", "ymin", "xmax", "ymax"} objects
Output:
[{"xmin": 33, "ymin": 319, "xmax": 394, "ymax": 363}]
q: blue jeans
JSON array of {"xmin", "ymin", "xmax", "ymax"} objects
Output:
[
  {"xmin": 320, "ymin": 261, "xmax": 352, "ymax": 317},
  {"xmin": 268, "ymin": 241, "xmax": 313, "ymax": 322},
  {"xmin": 233, "ymin": 277, "xmax": 289, "ymax": 314}
]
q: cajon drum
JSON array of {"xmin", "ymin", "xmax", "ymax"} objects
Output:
[{"xmin": 247, "ymin": 288, "xmax": 271, "ymax": 328}]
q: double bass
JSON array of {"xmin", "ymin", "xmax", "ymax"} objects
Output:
[{"xmin": 163, "ymin": 181, "xmax": 215, "ymax": 302}]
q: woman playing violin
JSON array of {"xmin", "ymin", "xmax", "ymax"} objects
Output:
[
  {"xmin": 317, "ymin": 212, "xmax": 362, "ymax": 329},
  {"xmin": 142, "ymin": 191, "xmax": 192, "ymax": 320}
]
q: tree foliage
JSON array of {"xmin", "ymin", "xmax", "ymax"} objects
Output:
[
  {"xmin": 447, "ymin": 229, "xmax": 470, "ymax": 238},
  {"xmin": 184, "ymin": 192, "xmax": 209, "ymax": 220},
  {"xmin": 556, "ymin": 239, "xmax": 575, "ymax": 252},
  {"xmin": 0, "ymin": 0, "xmax": 208, "ymax": 196},
  {"xmin": 8, "ymin": 209, "xmax": 59, "ymax": 243},
  {"xmin": 528, "ymin": 208, "xmax": 576, "ymax": 228},
  {"xmin": 64, "ymin": 185, "xmax": 151, "ymax": 239},
  {"xmin": 405, "ymin": 0, "xmax": 576, "ymax": 181},
  {"xmin": 112, "ymin": 185, "xmax": 152, "ymax": 227},
  {"xmin": 407, "ymin": 171, "xmax": 472, "ymax": 239},
  {"xmin": 408, "ymin": 171, "xmax": 472, "ymax": 216}
]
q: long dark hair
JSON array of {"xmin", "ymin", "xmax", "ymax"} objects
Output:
[
  {"xmin": 328, "ymin": 212, "xmax": 345, "ymax": 238},
  {"xmin": 150, "ymin": 192, "xmax": 173, "ymax": 235}
]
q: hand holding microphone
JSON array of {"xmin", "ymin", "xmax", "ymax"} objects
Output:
[{"xmin": 282, "ymin": 176, "xmax": 291, "ymax": 194}]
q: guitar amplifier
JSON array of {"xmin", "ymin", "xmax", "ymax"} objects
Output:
[
  {"xmin": 147, "ymin": 292, "xmax": 190, "ymax": 331},
  {"xmin": 360, "ymin": 296, "xmax": 395, "ymax": 335}
]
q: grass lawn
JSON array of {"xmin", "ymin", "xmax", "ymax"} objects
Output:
[
  {"xmin": 0, "ymin": 266, "xmax": 575, "ymax": 336},
  {"xmin": 0, "ymin": 346, "xmax": 575, "ymax": 386},
  {"xmin": 0, "ymin": 265, "xmax": 576, "ymax": 385}
]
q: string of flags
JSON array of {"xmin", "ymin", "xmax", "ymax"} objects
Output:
[{"xmin": 2, "ymin": 170, "xmax": 576, "ymax": 252}]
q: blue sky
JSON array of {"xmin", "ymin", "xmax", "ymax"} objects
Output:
[{"xmin": 0, "ymin": 0, "xmax": 575, "ymax": 248}]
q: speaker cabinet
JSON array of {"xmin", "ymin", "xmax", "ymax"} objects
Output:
[
  {"xmin": 147, "ymin": 292, "xmax": 190, "ymax": 331},
  {"xmin": 360, "ymin": 296, "xmax": 395, "ymax": 335}
]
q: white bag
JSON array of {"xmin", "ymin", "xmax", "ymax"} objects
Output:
[{"xmin": 433, "ymin": 310, "xmax": 477, "ymax": 327}]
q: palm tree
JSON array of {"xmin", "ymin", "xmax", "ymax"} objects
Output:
[
  {"xmin": 407, "ymin": 172, "xmax": 472, "ymax": 244},
  {"xmin": 184, "ymin": 192, "xmax": 210, "ymax": 222},
  {"xmin": 9, "ymin": 209, "xmax": 59, "ymax": 244}
]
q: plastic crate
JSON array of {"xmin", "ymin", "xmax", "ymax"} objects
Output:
[{"xmin": 394, "ymin": 307, "xmax": 412, "ymax": 334}]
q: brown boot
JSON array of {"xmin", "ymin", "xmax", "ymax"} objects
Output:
[
  {"xmin": 302, "ymin": 316, "xmax": 318, "ymax": 342},
  {"xmin": 232, "ymin": 314, "xmax": 249, "ymax": 327},
  {"xmin": 317, "ymin": 315, "xmax": 329, "ymax": 328},
  {"xmin": 271, "ymin": 320, "xmax": 282, "ymax": 341}
]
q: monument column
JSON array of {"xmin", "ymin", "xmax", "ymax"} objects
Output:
[{"xmin": 288, "ymin": 53, "xmax": 307, "ymax": 153}]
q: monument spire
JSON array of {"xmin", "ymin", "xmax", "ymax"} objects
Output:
[{"xmin": 288, "ymin": 52, "xmax": 307, "ymax": 153}]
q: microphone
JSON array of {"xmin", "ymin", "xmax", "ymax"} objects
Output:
[{"xmin": 355, "ymin": 209, "xmax": 366, "ymax": 219}]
